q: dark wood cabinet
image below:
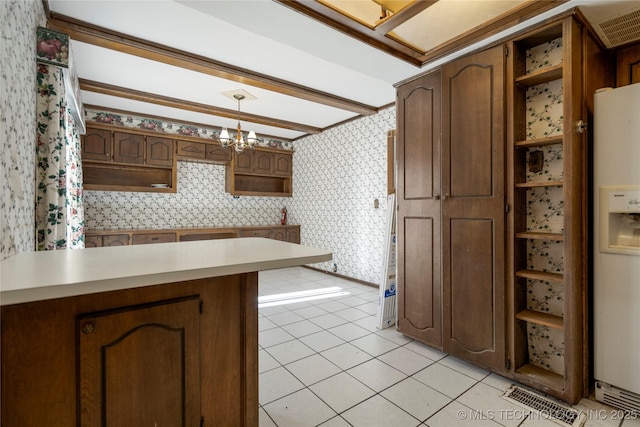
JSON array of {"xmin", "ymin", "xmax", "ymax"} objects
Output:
[
  {"xmin": 146, "ymin": 136, "xmax": 174, "ymax": 167},
  {"xmin": 85, "ymin": 234, "xmax": 130, "ymax": 247},
  {"xmin": 396, "ymin": 69, "xmax": 443, "ymax": 348},
  {"xmin": 82, "ymin": 128, "xmax": 112, "ymax": 161},
  {"xmin": 271, "ymin": 226, "xmax": 300, "ymax": 244},
  {"xmin": 395, "ymin": 14, "xmax": 611, "ymax": 405},
  {"xmin": 176, "ymin": 140, "xmax": 231, "ymax": 165},
  {"xmin": 239, "ymin": 228, "xmax": 272, "ymax": 238},
  {"xmin": 253, "ymin": 151, "xmax": 274, "ymax": 174},
  {"xmin": 273, "ymin": 152, "xmax": 293, "ymax": 176},
  {"xmin": 234, "ymin": 150, "xmax": 254, "ymax": 173},
  {"xmin": 78, "ymin": 296, "xmax": 201, "ymax": 426},
  {"xmin": 226, "ymin": 148, "xmax": 293, "ymax": 197},
  {"xmin": 205, "ymin": 143, "xmax": 231, "ymax": 164},
  {"xmin": 1, "ymin": 274, "xmax": 259, "ymax": 426},
  {"xmin": 114, "ymin": 131, "xmax": 145, "ymax": 165},
  {"xmin": 616, "ymin": 43, "xmax": 640, "ymax": 86},
  {"xmin": 131, "ymin": 232, "xmax": 176, "ymax": 245},
  {"xmin": 86, "ymin": 226, "xmax": 299, "ymax": 247},
  {"xmin": 82, "ymin": 126, "xmax": 177, "ymax": 193},
  {"xmin": 441, "ymin": 44, "xmax": 506, "ymax": 370},
  {"xmin": 396, "ymin": 46, "xmax": 506, "ymax": 370}
]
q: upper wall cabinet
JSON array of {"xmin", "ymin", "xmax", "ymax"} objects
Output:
[
  {"xmin": 176, "ymin": 139, "xmax": 231, "ymax": 165},
  {"xmin": 225, "ymin": 148, "xmax": 293, "ymax": 197},
  {"xmin": 81, "ymin": 124, "xmax": 177, "ymax": 193}
]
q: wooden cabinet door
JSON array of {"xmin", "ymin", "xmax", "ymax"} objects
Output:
[
  {"xmin": 441, "ymin": 45, "xmax": 506, "ymax": 370},
  {"xmin": 396, "ymin": 69, "xmax": 443, "ymax": 348},
  {"xmin": 85, "ymin": 235, "xmax": 103, "ymax": 248},
  {"xmin": 103, "ymin": 234, "xmax": 130, "ymax": 246},
  {"xmin": 114, "ymin": 132, "xmax": 144, "ymax": 164},
  {"xmin": 146, "ymin": 136, "xmax": 174, "ymax": 167},
  {"xmin": 206, "ymin": 144, "xmax": 231, "ymax": 164},
  {"xmin": 271, "ymin": 228, "xmax": 287, "ymax": 241},
  {"xmin": 253, "ymin": 151, "xmax": 274, "ymax": 175},
  {"xmin": 82, "ymin": 128, "xmax": 112, "ymax": 161},
  {"xmin": 79, "ymin": 296, "xmax": 201, "ymax": 427},
  {"xmin": 234, "ymin": 150, "xmax": 253, "ymax": 173},
  {"xmin": 286, "ymin": 227, "xmax": 300, "ymax": 244},
  {"xmin": 176, "ymin": 140, "xmax": 206, "ymax": 159},
  {"xmin": 273, "ymin": 153, "xmax": 292, "ymax": 176}
]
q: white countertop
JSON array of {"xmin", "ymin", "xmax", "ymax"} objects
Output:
[{"xmin": 0, "ymin": 238, "xmax": 332, "ymax": 306}]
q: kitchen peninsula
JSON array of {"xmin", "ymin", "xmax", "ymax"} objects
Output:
[{"xmin": 1, "ymin": 238, "xmax": 331, "ymax": 426}]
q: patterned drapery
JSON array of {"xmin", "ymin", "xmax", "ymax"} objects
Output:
[{"xmin": 35, "ymin": 63, "xmax": 84, "ymax": 250}]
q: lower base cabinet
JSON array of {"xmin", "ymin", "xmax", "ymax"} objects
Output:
[
  {"xmin": 79, "ymin": 296, "xmax": 201, "ymax": 426},
  {"xmin": 86, "ymin": 225, "xmax": 301, "ymax": 247},
  {"xmin": 1, "ymin": 274, "xmax": 258, "ymax": 426}
]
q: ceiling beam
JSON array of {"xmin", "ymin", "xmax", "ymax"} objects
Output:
[
  {"xmin": 275, "ymin": 0, "xmax": 425, "ymax": 66},
  {"xmin": 79, "ymin": 79, "xmax": 323, "ymax": 135},
  {"xmin": 47, "ymin": 12, "xmax": 379, "ymax": 117},
  {"xmin": 374, "ymin": 1, "xmax": 438, "ymax": 35}
]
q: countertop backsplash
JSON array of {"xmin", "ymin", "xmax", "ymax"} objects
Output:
[{"xmin": 84, "ymin": 161, "xmax": 290, "ymax": 230}]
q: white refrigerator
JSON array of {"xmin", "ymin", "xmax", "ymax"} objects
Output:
[{"xmin": 594, "ymin": 82, "xmax": 640, "ymax": 411}]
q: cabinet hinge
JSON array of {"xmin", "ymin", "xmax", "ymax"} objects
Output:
[
  {"xmin": 505, "ymin": 46, "xmax": 509, "ymax": 57},
  {"xmin": 505, "ymin": 204, "xmax": 510, "ymax": 213},
  {"xmin": 199, "ymin": 300, "xmax": 204, "ymax": 314},
  {"xmin": 200, "ymin": 416, "xmax": 205, "ymax": 427},
  {"xmin": 506, "ymin": 358, "xmax": 511, "ymax": 370}
]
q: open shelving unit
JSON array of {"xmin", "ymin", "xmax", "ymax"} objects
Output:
[{"xmin": 507, "ymin": 17, "xmax": 588, "ymax": 404}]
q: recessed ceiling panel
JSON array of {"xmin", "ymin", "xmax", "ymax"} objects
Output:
[
  {"xmin": 391, "ymin": 0, "xmax": 529, "ymax": 53},
  {"xmin": 319, "ymin": 0, "xmax": 415, "ymax": 27}
]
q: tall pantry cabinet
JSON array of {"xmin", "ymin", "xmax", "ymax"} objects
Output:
[
  {"xmin": 397, "ymin": 44, "xmax": 506, "ymax": 370},
  {"xmin": 396, "ymin": 12, "xmax": 611, "ymax": 404}
]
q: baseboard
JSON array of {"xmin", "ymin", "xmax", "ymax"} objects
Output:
[{"xmin": 302, "ymin": 265, "xmax": 379, "ymax": 289}]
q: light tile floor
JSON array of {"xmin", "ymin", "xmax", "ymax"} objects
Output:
[{"xmin": 258, "ymin": 267, "xmax": 636, "ymax": 427}]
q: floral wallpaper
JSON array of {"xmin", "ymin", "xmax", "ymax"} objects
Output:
[
  {"xmin": 1, "ymin": 0, "xmax": 46, "ymax": 260},
  {"xmin": 84, "ymin": 161, "xmax": 290, "ymax": 229},
  {"xmin": 85, "ymin": 108, "xmax": 293, "ymax": 151},
  {"xmin": 524, "ymin": 38, "xmax": 565, "ymax": 376},
  {"xmin": 84, "ymin": 107, "xmax": 394, "ymax": 286},
  {"xmin": 290, "ymin": 108, "xmax": 394, "ymax": 284}
]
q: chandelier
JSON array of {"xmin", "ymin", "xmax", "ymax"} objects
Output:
[{"xmin": 218, "ymin": 94, "xmax": 261, "ymax": 153}]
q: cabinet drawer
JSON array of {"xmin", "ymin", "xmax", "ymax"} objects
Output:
[
  {"xmin": 239, "ymin": 229, "xmax": 271, "ymax": 238},
  {"xmin": 179, "ymin": 232, "xmax": 236, "ymax": 241},
  {"xmin": 132, "ymin": 233, "xmax": 176, "ymax": 245}
]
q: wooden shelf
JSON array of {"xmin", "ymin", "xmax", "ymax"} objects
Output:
[
  {"xmin": 516, "ymin": 231, "xmax": 564, "ymax": 241},
  {"xmin": 516, "ymin": 363, "xmax": 565, "ymax": 392},
  {"xmin": 515, "ymin": 180, "xmax": 563, "ymax": 188},
  {"xmin": 516, "ymin": 309, "xmax": 564, "ymax": 330},
  {"xmin": 515, "ymin": 64, "xmax": 563, "ymax": 88},
  {"xmin": 83, "ymin": 163, "xmax": 176, "ymax": 193},
  {"xmin": 516, "ymin": 269, "xmax": 563, "ymax": 282},
  {"xmin": 515, "ymin": 135, "xmax": 563, "ymax": 148}
]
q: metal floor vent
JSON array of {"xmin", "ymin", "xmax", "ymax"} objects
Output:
[{"xmin": 502, "ymin": 386, "xmax": 585, "ymax": 427}]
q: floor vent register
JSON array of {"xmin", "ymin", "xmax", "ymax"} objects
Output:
[{"xmin": 501, "ymin": 385, "xmax": 586, "ymax": 427}]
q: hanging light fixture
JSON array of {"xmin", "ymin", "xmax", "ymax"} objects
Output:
[{"xmin": 218, "ymin": 94, "xmax": 260, "ymax": 153}]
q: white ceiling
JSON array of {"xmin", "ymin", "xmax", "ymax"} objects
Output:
[{"xmin": 47, "ymin": 0, "xmax": 639, "ymax": 141}]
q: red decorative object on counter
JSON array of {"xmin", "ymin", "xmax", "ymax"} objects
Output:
[{"xmin": 281, "ymin": 207, "xmax": 287, "ymax": 225}]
